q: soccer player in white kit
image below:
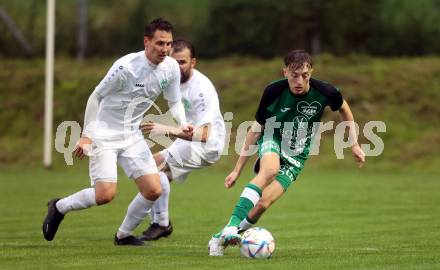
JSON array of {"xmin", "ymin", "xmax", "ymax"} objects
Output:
[
  {"xmin": 42, "ymin": 18, "xmax": 192, "ymax": 246},
  {"xmin": 138, "ymin": 38, "xmax": 226, "ymax": 241}
]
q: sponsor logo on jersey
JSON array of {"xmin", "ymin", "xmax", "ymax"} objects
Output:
[
  {"xmin": 293, "ymin": 116, "xmax": 308, "ymax": 130},
  {"xmin": 297, "ymin": 101, "xmax": 322, "ymax": 119},
  {"xmin": 135, "ymin": 83, "xmax": 145, "ymax": 87}
]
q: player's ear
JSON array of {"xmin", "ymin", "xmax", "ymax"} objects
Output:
[
  {"xmin": 191, "ymin": 57, "xmax": 197, "ymax": 68},
  {"xmin": 143, "ymin": 36, "xmax": 150, "ymax": 48},
  {"xmin": 282, "ymin": 67, "xmax": 288, "ymax": 78}
]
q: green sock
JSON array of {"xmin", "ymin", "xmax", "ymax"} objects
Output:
[
  {"xmin": 225, "ymin": 183, "xmax": 262, "ymax": 228},
  {"xmin": 213, "ymin": 231, "xmax": 222, "ymax": 238}
]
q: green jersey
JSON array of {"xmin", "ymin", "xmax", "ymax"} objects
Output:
[
  {"xmin": 253, "ymin": 78, "xmax": 343, "ymax": 189},
  {"xmin": 255, "ymin": 78, "xmax": 343, "ymax": 161}
]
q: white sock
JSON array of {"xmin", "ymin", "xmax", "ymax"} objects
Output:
[
  {"xmin": 152, "ymin": 172, "xmax": 170, "ymax": 227},
  {"xmin": 117, "ymin": 193, "xmax": 154, "ymax": 238},
  {"xmin": 148, "ymin": 208, "xmax": 155, "ymax": 224},
  {"xmin": 55, "ymin": 188, "xmax": 97, "ymax": 215},
  {"xmin": 239, "ymin": 218, "xmax": 254, "ymax": 231}
]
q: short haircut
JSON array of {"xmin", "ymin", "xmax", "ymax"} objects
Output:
[
  {"xmin": 144, "ymin": 18, "xmax": 174, "ymax": 38},
  {"xmin": 172, "ymin": 38, "xmax": 196, "ymax": 58},
  {"xmin": 284, "ymin": 49, "xmax": 313, "ymax": 70}
]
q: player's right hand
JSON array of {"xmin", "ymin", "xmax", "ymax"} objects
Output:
[
  {"xmin": 73, "ymin": 137, "xmax": 92, "ymax": 159},
  {"xmin": 224, "ymin": 171, "xmax": 240, "ymax": 189},
  {"xmin": 352, "ymin": 143, "xmax": 366, "ymax": 168}
]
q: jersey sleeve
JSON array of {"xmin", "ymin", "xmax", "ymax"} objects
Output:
[
  {"xmin": 255, "ymin": 81, "xmax": 286, "ymax": 125},
  {"xmin": 163, "ymin": 59, "xmax": 182, "ymax": 103},
  {"xmin": 328, "ymin": 87, "xmax": 343, "ymax": 111},
  {"xmin": 310, "ymin": 78, "xmax": 343, "ymax": 111},
  {"xmin": 94, "ymin": 61, "xmax": 126, "ymax": 97},
  {"xmin": 193, "ymin": 83, "xmax": 220, "ymax": 126},
  {"xmin": 255, "ymin": 87, "xmax": 272, "ymax": 125}
]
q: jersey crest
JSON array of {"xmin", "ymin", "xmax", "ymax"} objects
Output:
[
  {"xmin": 182, "ymin": 98, "xmax": 191, "ymax": 111},
  {"xmin": 160, "ymin": 79, "xmax": 169, "ymax": 90}
]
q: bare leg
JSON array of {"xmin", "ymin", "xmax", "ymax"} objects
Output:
[{"xmin": 247, "ymin": 180, "xmax": 284, "ymax": 223}]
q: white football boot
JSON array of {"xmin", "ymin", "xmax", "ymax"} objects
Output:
[
  {"xmin": 208, "ymin": 237, "xmax": 224, "ymax": 256},
  {"xmin": 221, "ymin": 226, "xmax": 242, "ymax": 247}
]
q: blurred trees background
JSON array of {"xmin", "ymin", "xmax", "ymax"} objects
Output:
[{"xmin": 0, "ymin": 0, "xmax": 439, "ymax": 58}]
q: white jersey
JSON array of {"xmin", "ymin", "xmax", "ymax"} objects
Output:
[
  {"xmin": 180, "ymin": 69, "xmax": 225, "ymax": 156},
  {"xmin": 90, "ymin": 52, "xmax": 181, "ymax": 140}
]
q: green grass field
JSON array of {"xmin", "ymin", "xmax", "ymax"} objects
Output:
[
  {"xmin": 1, "ymin": 55, "xmax": 440, "ymax": 269},
  {"xmin": 1, "ymin": 163, "xmax": 439, "ymax": 270}
]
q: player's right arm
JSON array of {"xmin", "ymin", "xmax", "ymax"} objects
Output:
[
  {"xmin": 225, "ymin": 121, "xmax": 263, "ymax": 188},
  {"xmin": 73, "ymin": 91, "xmax": 101, "ymax": 159},
  {"xmin": 74, "ymin": 61, "xmax": 126, "ymax": 159},
  {"xmin": 337, "ymin": 99, "xmax": 365, "ymax": 167},
  {"xmin": 225, "ymin": 83, "xmax": 275, "ymax": 188}
]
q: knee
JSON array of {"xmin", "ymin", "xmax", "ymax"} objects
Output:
[
  {"xmin": 95, "ymin": 190, "xmax": 116, "ymax": 205},
  {"xmin": 260, "ymin": 166, "xmax": 279, "ymax": 180},
  {"xmin": 141, "ymin": 186, "xmax": 162, "ymax": 201}
]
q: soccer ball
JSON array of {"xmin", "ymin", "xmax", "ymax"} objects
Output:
[{"xmin": 240, "ymin": 227, "xmax": 275, "ymax": 259}]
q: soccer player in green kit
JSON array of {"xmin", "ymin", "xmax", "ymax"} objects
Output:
[{"xmin": 208, "ymin": 50, "xmax": 366, "ymax": 256}]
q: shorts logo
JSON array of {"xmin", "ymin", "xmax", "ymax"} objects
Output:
[
  {"xmin": 297, "ymin": 101, "xmax": 322, "ymax": 119},
  {"xmin": 261, "ymin": 141, "xmax": 280, "ymax": 152},
  {"xmin": 280, "ymin": 107, "xmax": 291, "ymax": 113},
  {"xmin": 280, "ymin": 150, "xmax": 302, "ymax": 168}
]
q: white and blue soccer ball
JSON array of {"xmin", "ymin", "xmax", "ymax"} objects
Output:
[{"xmin": 240, "ymin": 227, "xmax": 275, "ymax": 259}]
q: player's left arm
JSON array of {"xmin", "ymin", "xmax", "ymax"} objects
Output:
[{"xmin": 338, "ymin": 99, "xmax": 366, "ymax": 167}]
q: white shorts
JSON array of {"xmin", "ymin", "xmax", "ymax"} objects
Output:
[
  {"xmin": 161, "ymin": 139, "xmax": 220, "ymax": 182},
  {"xmin": 89, "ymin": 136, "xmax": 157, "ymax": 186}
]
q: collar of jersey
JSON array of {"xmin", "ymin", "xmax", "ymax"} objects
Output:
[{"xmin": 144, "ymin": 53, "xmax": 158, "ymax": 67}]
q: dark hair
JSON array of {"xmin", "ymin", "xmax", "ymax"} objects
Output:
[
  {"xmin": 172, "ymin": 38, "xmax": 196, "ymax": 58},
  {"xmin": 144, "ymin": 18, "xmax": 174, "ymax": 38},
  {"xmin": 284, "ymin": 49, "xmax": 312, "ymax": 70}
]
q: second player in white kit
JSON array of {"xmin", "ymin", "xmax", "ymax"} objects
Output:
[{"xmin": 140, "ymin": 38, "xmax": 226, "ymax": 241}]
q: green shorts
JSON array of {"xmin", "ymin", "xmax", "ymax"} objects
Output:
[{"xmin": 256, "ymin": 137, "xmax": 306, "ymax": 191}]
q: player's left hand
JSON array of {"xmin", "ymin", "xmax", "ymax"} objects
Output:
[{"xmin": 352, "ymin": 143, "xmax": 365, "ymax": 168}]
